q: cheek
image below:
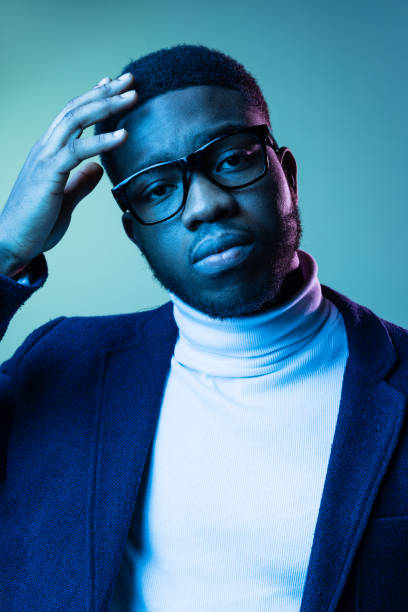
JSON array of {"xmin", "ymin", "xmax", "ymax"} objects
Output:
[
  {"xmin": 255, "ymin": 175, "xmax": 293, "ymax": 224},
  {"xmin": 239, "ymin": 179, "xmax": 281, "ymax": 226},
  {"xmin": 141, "ymin": 231, "xmax": 185, "ymax": 271}
]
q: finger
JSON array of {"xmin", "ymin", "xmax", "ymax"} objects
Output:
[
  {"xmin": 49, "ymin": 73, "xmax": 134, "ymax": 132},
  {"xmin": 49, "ymin": 161, "xmax": 104, "ymax": 252},
  {"xmin": 46, "ymin": 89, "xmax": 137, "ymax": 151},
  {"xmin": 54, "ymin": 128, "xmax": 128, "ymax": 174},
  {"xmin": 93, "ymin": 76, "xmax": 112, "ymax": 88},
  {"xmin": 68, "ymin": 127, "xmax": 83, "ymax": 143},
  {"xmin": 63, "ymin": 162, "xmax": 104, "ymax": 208},
  {"xmin": 42, "ymin": 73, "xmax": 135, "ymax": 142}
]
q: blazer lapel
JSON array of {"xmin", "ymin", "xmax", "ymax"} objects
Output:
[
  {"xmin": 91, "ymin": 303, "xmax": 178, "ymax": 610},
  {"xmin": 300, "ymin": 286, "xmax": 407, "ymax": 611}
]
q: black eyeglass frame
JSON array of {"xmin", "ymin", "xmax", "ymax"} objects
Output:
[{"xmin": 111, "ymin": 123, "xmax": 280, "ymax": 225}]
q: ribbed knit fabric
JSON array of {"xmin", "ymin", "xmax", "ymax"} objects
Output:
[{"xmin": 109, "ymin": 249, "xmax": 349, "ymax": 611}]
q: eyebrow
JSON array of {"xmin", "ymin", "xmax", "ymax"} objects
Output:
[{"xmin": 134, "ymin": 121, "xmax": 249, "ymax": 173}]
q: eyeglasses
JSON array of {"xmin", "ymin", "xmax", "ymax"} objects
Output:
[{"xmin": 111, "ymin": 123, "xmax": 279, "ymax": 225}]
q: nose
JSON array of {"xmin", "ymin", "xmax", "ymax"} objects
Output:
[{"xmin": 181, "ymin": 171, "xmax": 239, "ymax": 230}]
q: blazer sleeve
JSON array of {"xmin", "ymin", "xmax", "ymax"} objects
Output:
[
  {"xmin": 0, "ymin": 253, "xmax": 65, "ymax": 480},
  {"xmin": 0, "ymin": 253, "xmax": 49, "ymax": 339}
]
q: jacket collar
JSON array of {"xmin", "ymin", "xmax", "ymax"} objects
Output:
[{"xmin": 95, "ymin": 287, "xmax": 407, "ymax": 610}]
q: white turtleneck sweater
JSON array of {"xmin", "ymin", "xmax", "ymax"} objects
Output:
[{"xmin": 109, "ymin": 249, "xmax": 349, "ymax": 612}]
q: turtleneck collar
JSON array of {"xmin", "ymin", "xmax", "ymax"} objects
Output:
[{"xmin": 169, "ymin": 250, "xmax": 333, "ymax": 377}]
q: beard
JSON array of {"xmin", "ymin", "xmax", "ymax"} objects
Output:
[{"xmin": 138, "ymin": 203, "xmax": 303, "ymax": 319}]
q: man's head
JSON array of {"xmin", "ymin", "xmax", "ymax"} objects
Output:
[{"xmin": 94, "ymin": 44, "xmax": 302, "ymax": 318}]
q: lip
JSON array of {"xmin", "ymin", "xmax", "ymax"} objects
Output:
[
  {"xmin": 193, "ymin": 243, "xmax": 254, "ymax": 275},
  {"xmin": 191, "ymin": 231, "xmax": 253, "ymax": 264}
]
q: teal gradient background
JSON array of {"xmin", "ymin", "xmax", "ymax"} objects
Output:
[{"xmin": 0, "ymin": 0, "xmax": 407, "ymax": 362}]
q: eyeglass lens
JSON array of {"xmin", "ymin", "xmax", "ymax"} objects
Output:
[{"xmin": 124, "ymin": 130, "xmax": 266, "ymax": 224}]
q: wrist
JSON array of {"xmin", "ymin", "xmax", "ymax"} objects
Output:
[{"xmin": 0, "ymin": 245, "xmax": 31, "ymax": 278}]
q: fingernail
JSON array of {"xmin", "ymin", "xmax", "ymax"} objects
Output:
[
  {"xmin": 120, "ymin": 90, "xmax": 136, "ymax": 98},
  {"xmin": 97, "ymin": 77, "xmax": 110, "ymax": 86},
  {"xmin": 118, "ymin": 72, "xmax": 132, "ymax": 81}
]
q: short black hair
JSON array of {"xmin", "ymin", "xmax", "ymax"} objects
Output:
[{"xmin": 94, "ymin": 44, "xmax": 272, "ymax": 184}]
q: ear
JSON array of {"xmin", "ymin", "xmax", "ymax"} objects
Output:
[
  {"xmin": 122, "ymin": 212, "xmax": 139, "ymax": 246},
  {"xmin": 276, "ymin": 147, "xmax": 298, "ymax": 205}
]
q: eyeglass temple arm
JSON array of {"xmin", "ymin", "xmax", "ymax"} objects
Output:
[{"xmin": 266, "ymin": 129, "xmax": 279, "ymax": 152}]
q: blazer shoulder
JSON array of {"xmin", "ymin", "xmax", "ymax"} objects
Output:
[
  {"xmin": 322, "ymin": 284, "xmax": 408, "ymax": 393},
  {"xmin": 2, "ymin": 301, "xmax": 175, "ymax": 380},
  {"xmin": 381, "ymin": 317, "xmax": 408, "ymax": 342},
  {"xmin": 47, "ymin": 300, "xmax": 175, "ymax": 351}
]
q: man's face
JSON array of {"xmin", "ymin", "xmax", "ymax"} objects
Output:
[{"xmin": 111, "ymin": 85, "xmax": 302, "ymax": 318}]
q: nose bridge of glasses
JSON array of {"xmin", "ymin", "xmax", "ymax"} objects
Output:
[
  {"xmin": 176, "ymin": 148, "xmax": 218, "ymax": 195},
  {"xmin": 182, "ymin": 145, "xmax": 210, "ymax": 174}
]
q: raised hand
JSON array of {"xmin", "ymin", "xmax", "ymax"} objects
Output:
[{"xmin": 0, "ymin": 73, "xmax": 138, "ymax": 276}]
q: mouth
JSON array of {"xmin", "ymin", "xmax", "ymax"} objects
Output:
[{"xmin": 192, "ymin": 232, "xmax": 254, "ymax": 276}]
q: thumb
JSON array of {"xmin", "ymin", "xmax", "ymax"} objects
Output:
[{"xmin": 63, "ymin": 162, "xmax": 104, "ymax": 209}]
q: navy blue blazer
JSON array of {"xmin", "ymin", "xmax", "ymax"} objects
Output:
[{"xmin": 0, "ymin": 254, "xmax": 407, "ymax": 611}]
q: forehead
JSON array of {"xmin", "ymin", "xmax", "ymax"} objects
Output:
[{"xmin": 111, "ymin": 85, "xmax": 263, "ymax": 181}]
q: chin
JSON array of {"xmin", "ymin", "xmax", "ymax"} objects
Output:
[
  {"xmin": 166, "ymin": 272, "xmax": 286, "ymax": 319},
  {"xmin": 192, "ymin": 286, "xmax": 284, "ymax": 319}
]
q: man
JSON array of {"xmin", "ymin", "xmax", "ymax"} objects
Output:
[{"xmin": 0, "ymin": 44, "xmax": 407, "ymax": 611}]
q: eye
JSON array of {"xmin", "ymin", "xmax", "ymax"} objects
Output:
[
  {"xmin": 216, "ymin": 148, "xmax": 255, "ymax": 172},
  {"xmin": 143, "ymin": 181, "xmax": 177, "ymax": 201}
]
